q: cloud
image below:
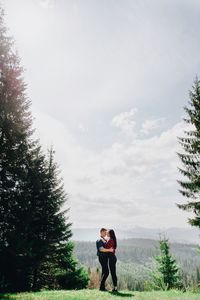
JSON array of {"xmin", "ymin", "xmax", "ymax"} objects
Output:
[
  {"xmin": 111, "ymin": 108, "xmax": 138, "ymax": 137},
  {"xmin": 4, "ymin": 0, "xmax": 200, "ymax": 126},
  {"xmin": 78, "ymin": 123, "xmax": 88, "ymax": 133},
  {"xmin": 38, "ymin": 0, "xmax": 54, "ymax": 9},
  {"xmin": 33, "ymin": 109, "xmax": 192, "ymax": 229},
  {"xmin": 141, "ymin": 118, "xmax": 165, "ymax": 135}
]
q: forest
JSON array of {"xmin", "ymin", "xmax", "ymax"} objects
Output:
[{"xmin": 74, "ymin": 238, "xmax": 200, "ymax": 291}]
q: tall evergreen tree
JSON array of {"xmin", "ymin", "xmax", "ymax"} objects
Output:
[
  {"xmin": 177, "ymin": 77, "xmax": 200, "ymax": 228},
  {"xmin": 25, "ymin": 147, "xmax": 88, "ymax": 291},
  {"xmin": 21, "ymin": 146, "xmax": 73, "ymax": 291},
  {"xmin": 0, "ymin": 6, "xmax": 34, "ymax": 291},
  {"xmin": 0, "ymin": 7, "xmax": 88, "ymax": 292}
]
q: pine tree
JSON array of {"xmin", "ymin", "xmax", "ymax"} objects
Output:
[
  {"xmin": 150, "ymin": 237, "xmax": 182, "ymax": 290},
  {"xmin": 18, "ymin": 146, "xmax": 73, "ymax": 291},
  {"xmin": 25, "ymin": 147, "xmax": 88, "ymax": 291},
  {"xmin": 0, "ymin": 6, "xmax": 88, "ymax": 292},
  {"xmin": 0, "ymin": 6, "xmax": 34, "ymax": 292},
  {"xmin": 55, "ymin": 240, "xmax": 89, "ymax": 290},
  {"xmin": 177, "ymin": 77, "xmax": 200, "ymax": 228}
]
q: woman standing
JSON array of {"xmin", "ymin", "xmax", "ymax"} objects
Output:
[{"xmin": 104, "ymin": 229, "xmax": 118, "ymax": 292}]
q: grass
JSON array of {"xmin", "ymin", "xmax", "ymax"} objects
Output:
[{"xmin": 0, "ymin": 289, "xmax": 200, "ymax": 300}]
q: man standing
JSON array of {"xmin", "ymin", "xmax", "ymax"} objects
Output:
[{"xmin": 96, "ymin": 228, "xmax": 113, "ymax": 291}]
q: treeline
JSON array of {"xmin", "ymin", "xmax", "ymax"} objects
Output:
[
  {"xmin": 74, "ymin": 238, "xmax": 200, "ymax": 291},
  {"xmin": 74, "ymin": 238, "xmax": 200, "ymax": 271}
]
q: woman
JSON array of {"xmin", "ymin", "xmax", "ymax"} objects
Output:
[{"xmin": 104, "ymin": 229, "xmax": 118, "ymax": 292}]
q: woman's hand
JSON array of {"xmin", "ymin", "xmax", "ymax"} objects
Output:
[{"xmin": 99, "ymin": 247, "xmax": 114, "ymax": 253}]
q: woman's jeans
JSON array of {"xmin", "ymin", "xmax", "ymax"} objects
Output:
[{"xmin": 109, "ymin": 253, "xmax": 117, "ymax": 287}]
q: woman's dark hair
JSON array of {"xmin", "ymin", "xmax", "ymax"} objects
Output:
[{"xmin": 108, "ymin": 229, "xmax": 117, "ymax": 249}]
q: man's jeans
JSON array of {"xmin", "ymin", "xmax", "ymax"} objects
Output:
[{"xmin": 98, "ymin": 254, "xmax": 109, "ymax": 289}]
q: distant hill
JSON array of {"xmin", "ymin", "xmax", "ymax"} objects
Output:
[
  {"xmin": 71, "ymin": 226, "xmax": 200, "ymax": 244},
  {"xmin": 74, "ymin": 237, "xmax": 200, "ymax": 267}
]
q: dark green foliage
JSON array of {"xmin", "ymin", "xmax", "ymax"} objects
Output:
[
  {"xmin": 33, "ymin": 241, "xmax": 89, "ymax": 290},
  {"xmin": 148, "ymin": 237, "xmax": 182, "ymax": 290},
  {"xmin": 23, "ymin": 147, "xmax": 74, "ymax": 291},
  {"xmin": 0, "ymin": 6, "xmax": 88, "ymax": 292},
  {"xmin": 177, "ymin": 77, "xmax": 200, "ymax": 227},
  {"xmin": 55, "ymin": 242, "xmax": 89, "ymax": 290},
  {"xmin": 0, "ymin": 6, "xmax": 34, "ymax": 292}
]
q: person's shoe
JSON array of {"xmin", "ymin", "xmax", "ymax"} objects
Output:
[
  {"xmin": 112, "ymin": 287, "xmax": 118, "ymax": 293},
  {"xmin": 99, "ymin": 287, "xmax": 107, "ymax": 291}
]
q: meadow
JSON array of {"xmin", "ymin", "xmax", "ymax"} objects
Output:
[{"xmin": 1, "ymin": 289, "xmax": 200, "ymax": 300}]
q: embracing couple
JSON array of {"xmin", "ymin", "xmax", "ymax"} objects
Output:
[{"xmin": 96, "ymin": 228, "xmax": 118, "ymax": 292}]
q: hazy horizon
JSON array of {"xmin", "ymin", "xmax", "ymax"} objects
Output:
[
  {"xmin": 3, "ymin": 0, "xmax": 200, "ymax": 229},
  {"xmin": 71, "ymin": 226, "xmax": 200, "ymax": 244}
]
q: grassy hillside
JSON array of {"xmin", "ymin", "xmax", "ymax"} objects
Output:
[{"xmin": 1, "ymin": 289, "xmax": 200, "ymax": 300}]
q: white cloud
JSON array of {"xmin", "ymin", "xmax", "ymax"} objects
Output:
[
  {"xmin": 38, "ymin": 0, "xmax": 54, "ymax": 9},
  {"xmin": 141, "ymin": 118, "xmax": 164, "ymax": 135},
  {"xmin": 3, "ymin": 0, "xmax": 200, "ymax": 126},
  {"xmin": 111, "ymin": 108, "xmax": 138, "ymax": 136},
  {"xmin": 78, "ymin": 123, "xmax": 88, "ymax": 133},
  {"xmin": 33, "ymin": 109, "xmax": 192, "ymax": 229}
]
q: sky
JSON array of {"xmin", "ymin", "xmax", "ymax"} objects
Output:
[{"xmin": 2, "ymin": 0, "xmax": 200, "ymax": 229}]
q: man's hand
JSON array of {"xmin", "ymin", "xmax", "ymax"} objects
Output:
[{"xmin": 108, "ymin": 248, "xmax": 114, "ymax": 252}]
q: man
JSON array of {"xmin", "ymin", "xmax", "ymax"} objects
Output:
[{"xmin": 96, "ymin": 228, "xmax": 114, "ymax": 291}]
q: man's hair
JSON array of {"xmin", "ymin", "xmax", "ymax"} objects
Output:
[{"xmin": 100, "ymin": 228, "xmax": 107, "ymax": 232}]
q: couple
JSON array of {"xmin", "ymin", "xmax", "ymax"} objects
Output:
[{"xmin": 96, "ymin": 228, "xmax": 118, "ymax": 292}]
